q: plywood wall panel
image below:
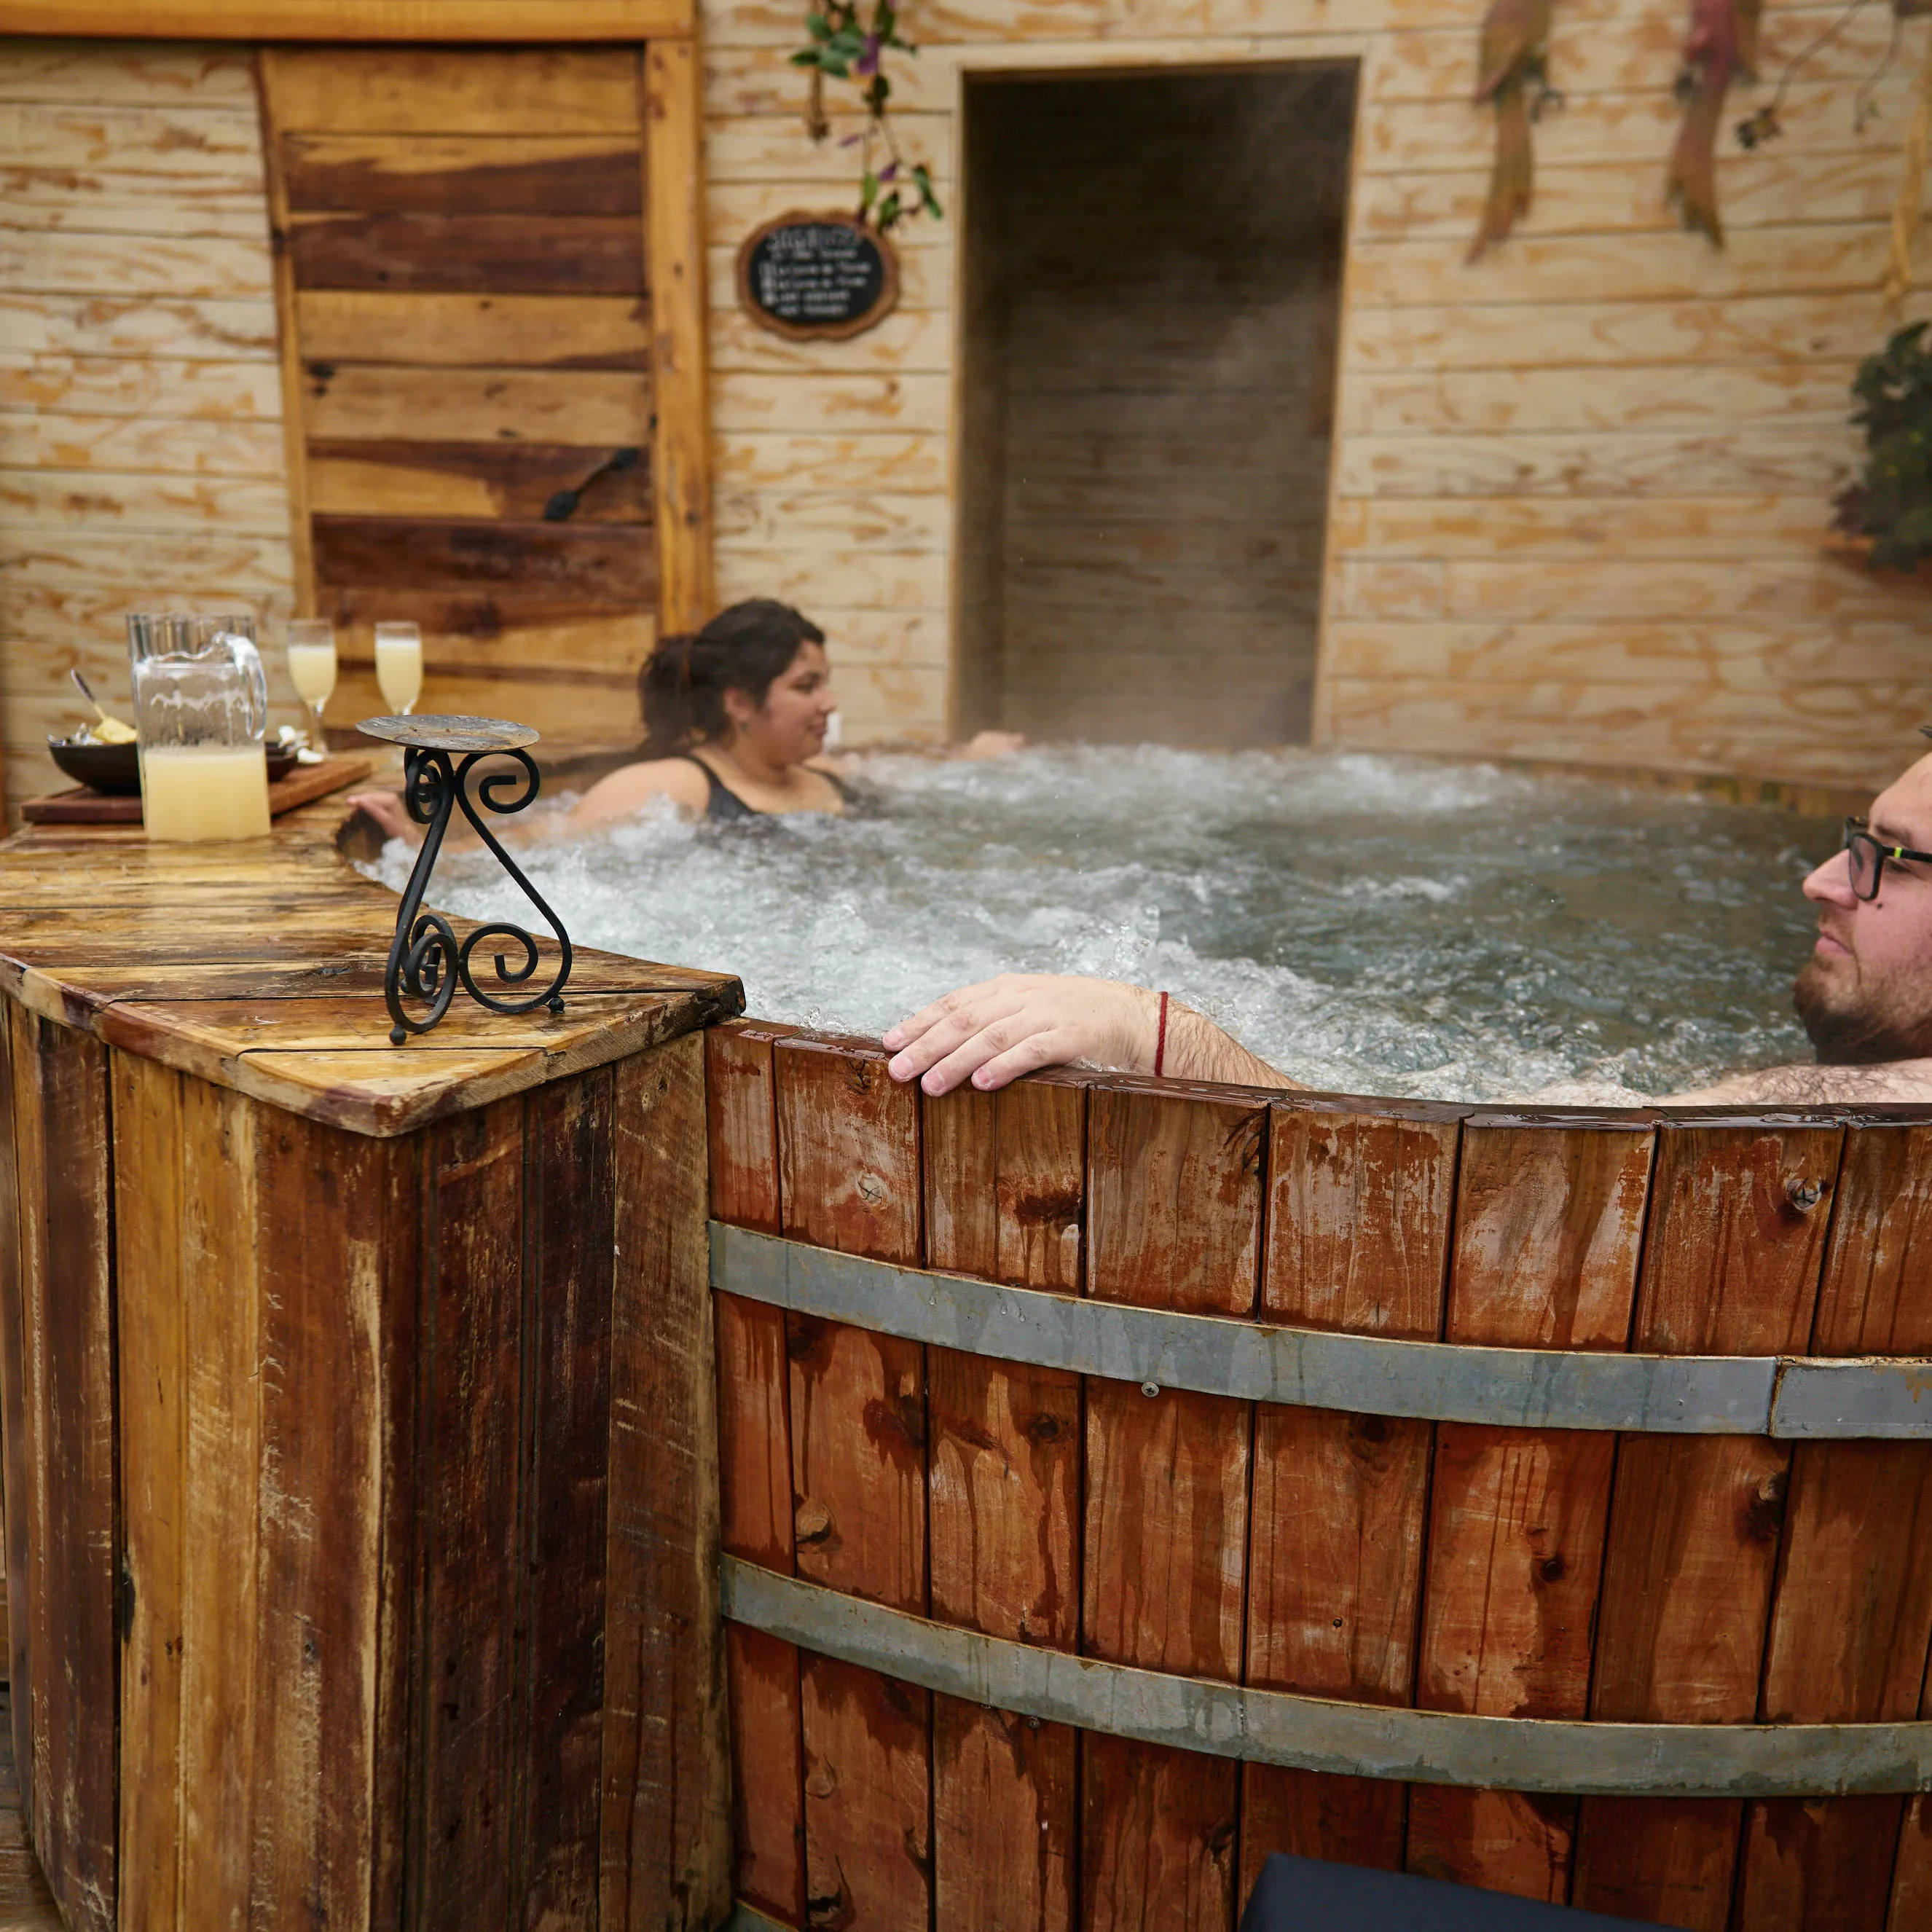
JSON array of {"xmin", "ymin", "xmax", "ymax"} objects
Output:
[
  {"xmin": 698, "ymin": 0, "xmax": 1932, "ymax": 780},
  {"xmin": 0, "ymin": 294, "xmax": 278, "ymax": 361},
  {"xmin": 0, "ymin": 37, "xmax": 300, "ymax": 820}
]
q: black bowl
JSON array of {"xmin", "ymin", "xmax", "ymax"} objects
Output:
[
  {"xmin": 48, "ymin": 737, "xmax": 300, "ymax": 796},
  {"xmin": 48, "ymin": 736, "xmax": 138, "ymax": 794}
]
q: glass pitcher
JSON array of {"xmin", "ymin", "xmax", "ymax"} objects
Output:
[{"xmin": 127, "ymin": 611, "xmax": 271, "ymax": 841}]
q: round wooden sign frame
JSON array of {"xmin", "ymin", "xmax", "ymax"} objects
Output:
[{"xmin": 735, "ymin": 209, "xmax": 900, "ymax": 342}]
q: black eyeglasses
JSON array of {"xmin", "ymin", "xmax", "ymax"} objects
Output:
[{"xmin": 1843, "ymin": 815, "xmax": 1932, "ymax": 900}]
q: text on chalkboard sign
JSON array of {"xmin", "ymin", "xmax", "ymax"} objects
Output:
[{"xmin": 736, "ymin": 212, "xmax": 900, "ymax": 342}]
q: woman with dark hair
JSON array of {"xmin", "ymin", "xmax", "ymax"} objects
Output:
[
  {"xmin": 348, "ymin": 598, "xmax": 1014, "ymax": 842},
  {"xmin": 600, "ymin": 597, "xmax": 847, "ymax": 822}
]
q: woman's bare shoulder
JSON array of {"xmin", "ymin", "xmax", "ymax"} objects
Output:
[{"xmin": 570, "ymin": 754, "xmax": 709, "ymax": 824}]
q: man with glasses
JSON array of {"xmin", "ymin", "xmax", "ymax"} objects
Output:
[{"xmin": 884, "ymin": 747, "xmax": 1932, "ymax": 1106}]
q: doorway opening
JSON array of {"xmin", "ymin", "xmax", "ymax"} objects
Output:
[{"xmin": 954, "ymin": 63, "xmax": 1356, "ymax": 747}]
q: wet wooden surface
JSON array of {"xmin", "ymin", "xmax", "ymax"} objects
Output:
[{"xmin": 0, "ymin": 797, "xmax": 740, "ymax": 1137}]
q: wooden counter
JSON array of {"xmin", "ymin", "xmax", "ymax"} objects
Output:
[{"xmin": 0, "ymin": 802, "xmax": 742, "ymax": 1932}]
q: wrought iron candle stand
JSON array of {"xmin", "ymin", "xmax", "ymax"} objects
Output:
[{"xmin": 359, "ymin": 715, "xmax": 573, "ymax": 1045}]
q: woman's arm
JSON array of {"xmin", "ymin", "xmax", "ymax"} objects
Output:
[
  {"xmin": 883, "ymin": 973, "xmax": 1303, "ymax": 1095},
  {"xmin": 346, "ymin": 755, "xmax": 710, "ymax": 849}
]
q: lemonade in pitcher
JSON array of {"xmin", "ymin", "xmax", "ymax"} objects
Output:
[{"xmin": 128, "ymin": 612, "xmax": 272, "ymax": 841}]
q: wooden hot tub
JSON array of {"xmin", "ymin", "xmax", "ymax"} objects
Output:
[
  {"xmin": 11, "ymin": 803, "xmax": 1932, "ymax": 1931},
  {"xmin": 704, "ymin": 1022, "xmax": 1932, "ymax": 1932}
]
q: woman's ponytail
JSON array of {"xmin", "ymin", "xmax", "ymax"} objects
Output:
[
  {"xmin": 639, "ymin": 631, "xmax": 699, "ymax": 757},
  {"xmin": 636, "ymin": 600, "xmax": 825, "ymax": 757}
]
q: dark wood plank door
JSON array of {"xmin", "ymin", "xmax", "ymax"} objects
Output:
[{"xmin": 258, "ymin": 45, "xmax": 711, "ymax": 756}]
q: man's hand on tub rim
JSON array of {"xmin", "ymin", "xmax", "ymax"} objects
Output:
[{"xmin": 884, "ymin": 974, "xmax": 1159, "ymax": 1095}]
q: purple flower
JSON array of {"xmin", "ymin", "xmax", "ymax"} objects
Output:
[{"xmin": 856, "ymin": 32, "xmax": 880, "ymax": 74}]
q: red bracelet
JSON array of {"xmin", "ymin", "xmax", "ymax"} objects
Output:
[{"xmin": 1153, "ymin": 991, "xmax": 1170, "ymax": 1077}]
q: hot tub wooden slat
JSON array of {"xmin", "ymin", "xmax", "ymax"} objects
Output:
[
  {"xmin": 7, "ymin": 1008, "xmax": 115, "ymax": 1932},
  {"xmin": 1748, "ymin": 1120, "xmax": 1932, "ymax": 1928},
  {"xmin": 1083, "ymin": 1085, "xmax": 1265, "ymax": 1932},
  {"xmin": 774, "ymin": 1037, "xmax": 930, "ymax": 1932},
  {"xmin": 1244, "ymin": 1099, "xmax": 1460, "ymax": 1888},
  {"xmin": 1406, "ymin": 1117, "xmax": 1654, "ymax": 1902},
  {"xmin": 1576, "ymin": 1120, "xmax": 1845, "ymax": 1929},
  {"xmin": 706, "ymin": 1023, "xmax": 806, "ymax": 1928},
  {"xmin": 925, "ymin": 1077, "xmax": 1083, "ymax": 1932}
]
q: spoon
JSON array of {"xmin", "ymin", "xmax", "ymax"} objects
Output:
[
  {"xmin": 70, "ymin": 667, "xmax": 112, "ymax": 726},
  {"xmin": 69, "ymin": 667, "xmax": 136, "ymax": 743}
]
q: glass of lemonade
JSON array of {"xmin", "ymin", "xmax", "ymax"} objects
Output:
[
  {"xmin": 286, "ymin": 617, "xmax": 337, "ymax": 743},
  {"xmin": 128, "ymin": 610, "xmax": 272, "ymax": 841},
  {"xmin": 374, "ymin": 620, "xmax": 423, "ymax": 716}
]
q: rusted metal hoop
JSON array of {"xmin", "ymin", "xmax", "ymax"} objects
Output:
[
  {"xmin": 710, "ymin": 1224, "xmax": 1932, "ymax": 1440},
  {"xmin": 722, "ymin": 1558, "xmax": 1932, "ymax": 1798}
]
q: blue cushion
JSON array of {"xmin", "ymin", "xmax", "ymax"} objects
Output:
[{"xmin": 1241, "ymin": 1853, "xmax": 1676, "ymax": 1931}]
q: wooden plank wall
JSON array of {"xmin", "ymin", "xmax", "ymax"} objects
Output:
[
  {"xmin": 702, "ymin": 0, "xmax": 1932, "ymax": 787},
  {"xmin": 707, "ymin": 1024, "xmax": 1932, "ymax": 1931},
  {"xmin": 0, "ymin": 39, "xmax": 305, "ymax": 820},
  {"xmin": 257, "ymin": 47, "xmax": 660, "ymax": 754}
]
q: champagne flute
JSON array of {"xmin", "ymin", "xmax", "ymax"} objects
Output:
[
  {"xmin": 374, "ymin": 620, "xmax": 423, "ymax": 717},
  {"xmin": 286, "ymin": 618, "xmax": 337, "ymax": 745}
]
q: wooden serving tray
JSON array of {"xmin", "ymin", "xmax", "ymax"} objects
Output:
[{"xmin": 21, "ymin": 756, "xmax": 372, "ymax": 825}]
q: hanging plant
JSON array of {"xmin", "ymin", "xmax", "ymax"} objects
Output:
[
  {"xmin": 791, "ymin": 2, "xmax": 943, "ymax": 232},
  {"xmin": 1831, "ymin": 320, "xmax": 1932, "ymax": 570}
]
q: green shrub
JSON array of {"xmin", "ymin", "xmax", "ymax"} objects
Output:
[{"xmin": 1834, "ymin": 320, "xmax": 1932, "ymax": 570}]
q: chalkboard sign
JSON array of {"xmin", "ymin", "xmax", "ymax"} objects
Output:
[{"xmin": 736, "ymin": 211, "xmax": 900, "ymax": 342}]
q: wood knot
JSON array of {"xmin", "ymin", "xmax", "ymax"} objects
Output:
[
  {"xmin": 1738, "ymin": 1467, "xmax": 1789, "ymax": 1544},
  {"xmin": 795, "ymin": 1499, "xmax": 833, "ymax": 1544},
  {"xmin": 804, "ymin": 1769, "xmax": 836, "ymax": 1800},
  {"xmin": 1536, "ymin": 1555, "xmax": 1566, "ymax": 1583}
]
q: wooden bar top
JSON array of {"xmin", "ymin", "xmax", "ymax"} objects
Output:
[{"xmin": 0, "ymin": 799, "xmax": 742, "ymax": 1136}]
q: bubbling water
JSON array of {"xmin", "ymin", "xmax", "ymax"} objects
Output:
[{"xmin": 367, "ymin": 746, "xmax": 1837, "ymax": 1104}]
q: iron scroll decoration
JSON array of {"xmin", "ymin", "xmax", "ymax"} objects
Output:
[{"xmin": 358, "ymin": 715, "xmax": 573, "ymax": 1045}]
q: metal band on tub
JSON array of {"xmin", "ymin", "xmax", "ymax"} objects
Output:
[
  {"xmin": 719, "ymin": 1556, "xmax": 1932, "ymax": 1797},
  {"xmin": 709, "ymin": 1222, "xmax": 1932, "ymax": 1440}
]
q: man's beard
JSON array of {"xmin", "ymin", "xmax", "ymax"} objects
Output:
[{"xmin": 1795, "ymin": 951, "xmax": 1932, "ymax": 1064}]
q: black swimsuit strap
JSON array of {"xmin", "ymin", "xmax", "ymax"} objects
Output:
[{"xmin": 678, "ymin": 752, "xmax": 759, "ymax": 822}]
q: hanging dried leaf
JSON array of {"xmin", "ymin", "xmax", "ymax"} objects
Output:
[
  {"xmin": 1468, "ymin": 0, "xmax": 1555, "ymax": 264},
  {"xmin": 1669, "ymin": 0, "xmax": 1751, "ymax": 246}
]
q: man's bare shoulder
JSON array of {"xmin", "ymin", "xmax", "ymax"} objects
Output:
[{"xmin": 1665, "ymin": 1060, "xmax": 1932, "ymax": 1105}]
